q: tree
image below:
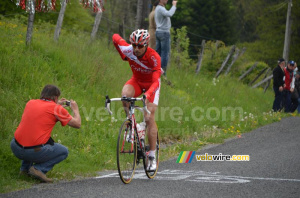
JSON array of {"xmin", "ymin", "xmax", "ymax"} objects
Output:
[
  {"xmin": 135, "ymin": 0, "xmax": 144, "ymax": 29},
  {"xmin": 11, "ymin": 0, "xmax": 61, "ymax": 45},
  {"xmin": 172, "ymin": 0, "xmax": 237, "ymax": 57},
  {"xmin": 0, "ymin": 1, "xmax": 22, "ymax": 15},
  {"xmin": 234, "ymin": 0, "xmax": 300, "ymax": 65},
  {"xmin": 54, "ymin": 0, "xmax": 68, "ymax": 42},
  {"xmin": 233, "ymin": 0, "xmax": 259, "ymax": 42},
  {"xmin": 135, "ymin": 0, "xmax": 151, "ymax": 29},
  {"xmin": 79, "ymin": 0, "xmax": 105, "ymax": 41},
  {"xmin": 26, "ymin": 0, "xmax": 35, "ymax": 45}
]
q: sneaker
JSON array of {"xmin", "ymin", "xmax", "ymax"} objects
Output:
[
  {"xmin": 147, "ymin": 156, "xmax": 156, "ymax": 172},
  {"xmin": 29, "ymin": 166, "xmax": 53, "ymax": 183}
]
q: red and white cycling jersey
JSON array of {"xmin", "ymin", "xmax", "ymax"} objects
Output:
[{"xmin": 112, "ymin": 34, "xmax": 162, "ymax": 104}]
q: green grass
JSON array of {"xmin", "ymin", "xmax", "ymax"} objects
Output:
[{"xmin": 0, "ymin": 17, "xmax": 290, "ymax": 193}]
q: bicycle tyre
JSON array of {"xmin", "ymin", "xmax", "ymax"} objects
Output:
[
  {"xmin": 143, "ymin": 132, "xmax": 160, "ymax": 179},
  {"xmin": 117, "ymin": 119, "xmax": 137, "ymax": 184}
]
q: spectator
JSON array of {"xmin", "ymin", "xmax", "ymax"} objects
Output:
[
  {"xmin": 296, "ymin": 71, "xmax": 300, "ymax": 113},
  {"xmin": 148, "ymin": 1, "xmax": 159, "ymax": 49},
  {"xmin": 291, "ymin": 62, "xmax": 299, "ymax": 112},
  {"xmin": 282, "ymin": 61, "xmax": 295, "ymax": 112},
  {"xmin": 10, "ymin": 85, "xmax": 81, "ymax": 183},
  {"xmin": 155, "ymin": 0, "xmax": 177, "ymax": 76},
  {"xmin": 272, "ymin": 58, "xmax": 285, "ymax": 112}
]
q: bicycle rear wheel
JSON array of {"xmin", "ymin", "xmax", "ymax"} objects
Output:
[
  {"xmin": 144, "ymin": 132, "xmax": 160, "ymax": 179},
  {"xmin": 117, "ymin": 120, "xmax": 137, "ymax": 184}
]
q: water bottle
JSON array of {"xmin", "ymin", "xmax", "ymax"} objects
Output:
[
  {"xmin": 126, "ymin": 131, "xmax": 133, "ymax": 143},
  {"xmin": 137, "ymin": 122, "xmax": 146, "ymax": 140}
]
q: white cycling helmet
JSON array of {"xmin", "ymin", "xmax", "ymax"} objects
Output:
[{"xmin": 129, "ymin": 29, "xmax": 150, "ymax": 46}]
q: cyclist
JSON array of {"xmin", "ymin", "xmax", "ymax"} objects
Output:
[{"xmin": 112, "ymin": 29, "xmax": 161, "ymax": 171}]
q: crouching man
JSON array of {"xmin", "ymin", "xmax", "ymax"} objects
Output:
[{"xmin": 10, "ymin": 84, "xmax": 81, "ymax": 183}]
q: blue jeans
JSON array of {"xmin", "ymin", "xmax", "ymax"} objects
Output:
[
  {"xmin": 282, "ymin": 90, "xmax": 292, "ymax": 113},
  {"xmin": 156, "ymin": 31, "xmax": 170, "ymax": 75},
  {"xmin": 10, "ymin": 138, "xmax": 68, "ymax": 173},
  {"xmin": 272, "ymin": 87, "xmax": 283, "ymax": 112}
]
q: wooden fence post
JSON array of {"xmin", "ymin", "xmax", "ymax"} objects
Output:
[
  {"xmin": 239, "ymin": 47, "xmax": 246, "ymax": 57},
  {"xmin": 262, "ymin": 68, "xmax": 271, "ymax": 84},
  {"xmin": 238, "ymin": 62, "xmax": 258, "ymax": 81},
  {"xmin": 252, "ymin": 75, "xmax": 273, "ymax": 88},
  {"xmin": 264, "ymin": 78, "xmax": 271, "ymax": 93},
  {"xmin": 195, "ymin": 40, "xmax": 205, "ymax": 74},
  {"xmin": 225, "ymin": 48, "xmax": 240, "ymax": 75},
  {"xmin": 263, "ymin": 69, "xmax": 272, "ymax": 92},
  {"xmin": 211, "ymin": 40, "xmax": 220, "ymax": 59},
  {"xmin": 215, "ymin": 45, "xmax": 235, "ymax": 78},
  {"xmin": 248, "ymin": 67, "xmax": 269, "ymax": 86}
]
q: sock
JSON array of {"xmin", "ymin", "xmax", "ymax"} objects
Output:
[{"xmin": 149, "ymin": 150, "xmax": 156, "ymax": 158}]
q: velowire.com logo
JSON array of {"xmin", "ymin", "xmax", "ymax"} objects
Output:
[{"xmin": 176, "ymin": 151, "xmax": 250, "ymax": 163}]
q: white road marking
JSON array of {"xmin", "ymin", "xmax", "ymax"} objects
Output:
[{"xmin": 95, "ymin": 169, "xmax": 300, "ymax": 184}]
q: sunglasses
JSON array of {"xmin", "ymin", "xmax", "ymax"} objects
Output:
[{"xmin": 132, "ymin": 44, "xmax": 145, "ymax": 49}]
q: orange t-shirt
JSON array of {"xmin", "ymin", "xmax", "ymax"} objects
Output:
[{"xmin": 14, "ymin": 99, "xmax": 72, "ymax": 146}]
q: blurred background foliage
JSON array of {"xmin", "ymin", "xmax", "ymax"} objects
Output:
[{"xmin": 1, "ymin": 0, "xmax": 299, "ymax": 68}]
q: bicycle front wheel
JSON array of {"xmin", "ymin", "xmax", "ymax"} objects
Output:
[{"xmin": 117, "ymin": 119, "xmax": 137, "ymax": 184}]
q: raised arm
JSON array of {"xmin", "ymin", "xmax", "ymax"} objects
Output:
[
  {"xmin": 112, "ymin": 34, "xmax": 130, "ymax": 61},
  {"xmin": 158, "ymin": 4, "xmax": 176, "ymax": 17},
  {"xmin": 67, "ymin": 100, "xmax": 81, "ymax": 129}
]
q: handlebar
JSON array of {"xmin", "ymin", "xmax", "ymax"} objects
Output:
[{"xmin": 105, "ymin": 95, "xmax": 151, "ymax": 115}]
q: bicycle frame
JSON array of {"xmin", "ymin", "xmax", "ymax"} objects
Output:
[
  {"xmin": 105, "ymin": 95, "xmax": 159, "ymax": 183},
  {"xmin": 105, "ymin": 95, "xmax": 150, "ymax": 155}
]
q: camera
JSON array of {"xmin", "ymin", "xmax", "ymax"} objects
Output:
[{"xmin": 65, "ymin": 100, "xmax": 71, "ymax": 107}]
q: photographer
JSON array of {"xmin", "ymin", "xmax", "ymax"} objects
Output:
[{"xmin": 10, "ymin": 85, "xmax": 81, "ymax": 183}]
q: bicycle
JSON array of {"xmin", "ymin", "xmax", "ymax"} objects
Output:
[{"xmin": 105, "ymin": 94, "xmax": 160, "ymax": 184}]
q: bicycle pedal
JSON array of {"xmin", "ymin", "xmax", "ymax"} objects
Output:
[
  {"xmin": 136, "ymin": 159, "xmax": 141, "ymax": 165},
  {"xmin": 137, "ymin": 153, "xmax": 144, "ymax": 160}
]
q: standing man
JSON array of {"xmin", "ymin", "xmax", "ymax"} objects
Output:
[
  {"xmin": 272, "ymin": 58, "xmax": 285, "ymax": 112},
  {"xmin": 294, "ymin": 70, "xmax": 300, "ymax": 113},
  {"xmin": 10, "ymin": 85, "xmax": 81, "ymax": 183},
  {"xmin": 290, "ymin": 62, "xmax": 298, "ymax": 112},
  {"xmin": 112, "ymin": 29, "xmax": 161, "ymax": 171},
  {"xmin": 155, "ymin": 0, "xmax": 177, "ymax": 76},
  {"xmin": 283, "ymin": 61, "xmax": 296, "ymax": 112}
]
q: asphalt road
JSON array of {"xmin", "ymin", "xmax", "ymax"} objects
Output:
[{"xmin": 2, "ymin": 117, "xmax": 300, "ymax": 198}]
